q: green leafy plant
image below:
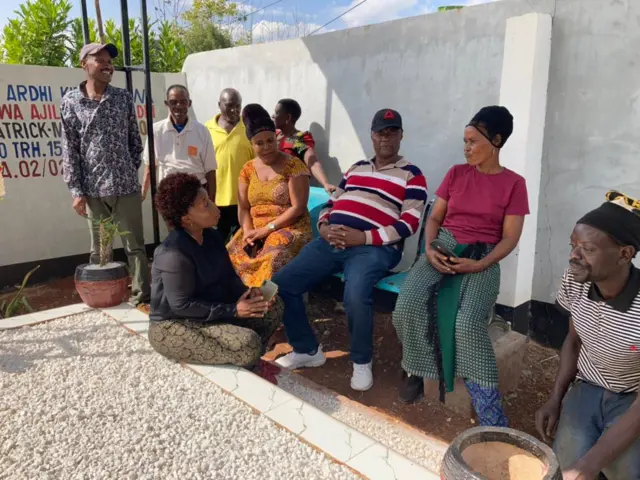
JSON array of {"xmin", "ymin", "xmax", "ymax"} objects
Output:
[
  {"xmin": 0, "ymin": 0, "xmax": 241, "ymax": 72},
  {"xmin": 0, "ymin": 0, "xmax": 73, "ymax": 66},
  {"xmin": 93, "ymin": 215, "xmax": 130, "ymax": 267},
  {"xmin": 0, "ymin": 265, "xmax": 40, "ymax": 319}
]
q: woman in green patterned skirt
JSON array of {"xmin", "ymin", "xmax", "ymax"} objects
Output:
[{"xmin": 392, "ymin": 106, "xmax": 529, "ymax": 426}]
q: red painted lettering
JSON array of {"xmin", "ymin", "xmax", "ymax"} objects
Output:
[{"xmin": 0, "ymin": 104, "xmax": 24, "ymax": 120}]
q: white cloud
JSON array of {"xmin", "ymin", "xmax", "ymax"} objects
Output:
[{"xmin": 340, "ymin": 0, "xmax": 420, "ymax": 28}]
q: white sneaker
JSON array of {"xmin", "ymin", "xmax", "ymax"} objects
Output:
[
  {"xmin": 351, "ymin": 362, "xmax": 373, "ymax": 391},
  {"xmin": 275, "ymin": 347, "xmax": 326, "ymax": 369}
]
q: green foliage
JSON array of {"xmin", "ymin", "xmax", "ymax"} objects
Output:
[
  {"xmin": 182, "ymin": 20, "xmax": 233, "ymax": 55},
  {"xmin": 0, "ymin": 265, "xmax": 40, "ymax": 319},
  {"xmin": 69, "ymin": 18, "xmax": 98, "ymax": 66},
  {"xmin": 0, "ymin": 0, "xmax": 241, "ymax": 72},
  {"xmin": 153, "ymin": 21, "xmax": 187, "ymax": 73},
  {"xmin": 0, "ymin": 0, "xmax": 73, "ymax": 67},
  {"xmin": 181, "ymin": 0, "xmax": 239, "ymax": 24},
  {"xmin": 438, "ymin": 6, "xmax": 464, "ymax": 12},
  {"xmin": 104, "ymin": 18, "xmax": 149, "ymax": 69},
  {"xmin": 93, "ymin": 215, "xmax": 130, "ymax": 267}
]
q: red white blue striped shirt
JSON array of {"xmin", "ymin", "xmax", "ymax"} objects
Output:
[{"xmin": 318, "ymin": 157, "xmax": 428, "ymax": 246}]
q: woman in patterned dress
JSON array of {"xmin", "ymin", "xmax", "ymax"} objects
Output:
[
  {"xmin": 227, "ymin": 104, "xmax": 312, "ymax": 287},
  {"xmin": 392, "ymin": 106, "xmax": 530, "ymax": 426},
  {"xmin": 272, "ymin": 98, "xmax": 336, "ymax": 194},
  {"xmin": 148, "ymin": 172, "xmax": 283, "ymax": 369}
]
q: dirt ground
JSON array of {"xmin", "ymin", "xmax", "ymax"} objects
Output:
[
  {"xmin": 0, "ymin": 276, "xmax": 81, "ymax": 313},
  {"xmin": 264, "ymin": 293, "xmax": 560, "ymax": 444},
  {"xmin": 2, "ymin": 276, "xmax": 559, "ymax": 444}
]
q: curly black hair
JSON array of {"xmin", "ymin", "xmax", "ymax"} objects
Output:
[{"xmin": 155, "ymin": 172, "xmax": 202, "ymax": 228}]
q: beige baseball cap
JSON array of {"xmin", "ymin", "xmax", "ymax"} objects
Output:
[{"xmin": 79, "ymin": 43, "xmax": 118, "ymax": 62}]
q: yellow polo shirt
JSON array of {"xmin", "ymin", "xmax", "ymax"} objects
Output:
[{"xmin": 205, "ymin": 114, "xmax": 254, "ymax": 207}]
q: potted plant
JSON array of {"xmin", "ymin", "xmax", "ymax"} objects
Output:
[{"xmin": 74, "ymin": 215, "xmax": 131, "ymax": 308}]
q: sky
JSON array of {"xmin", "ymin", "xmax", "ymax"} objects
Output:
[{"xmin": 1, "ymin": 0, "xmax": 501, "ymax": 43}]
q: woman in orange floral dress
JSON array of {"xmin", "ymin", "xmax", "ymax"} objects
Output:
[{"xmin": 227, "ymin": 104, "xmax": 312, "ymax": 287}]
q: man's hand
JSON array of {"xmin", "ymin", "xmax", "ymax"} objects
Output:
[
  {"xmin": 73, "ymin": 196, "xmax": 87, "ymax": 217},
  {"xmin": 562, "ymin": 468, "xmax": 596, "ymax": 480},
  {"xmin": 327, "ymin": 225, "xmax": 365, "ymax": 249},
  {"xmin": 448, "ymin": 257, "xmax": 486, "ymax": 274},
  {"xmin": 535, "ymin": 398, "xmax": 562, "ymax": 443},
  {"xmin": 426, "ymin": 247, "xmax": 454, "ymax": 274},
  {"xmin": 236, "ymin": 290, "xmax": 268, "ymax": 318},
  {"xmin": 141, "ymin": 188, "xmax": 147, "ymax": 201},
  {"xmin": 319, "ymin": 224, "xmax": 333, "ymax": 244}
]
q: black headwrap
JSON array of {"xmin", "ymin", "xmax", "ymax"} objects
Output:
[
  {"xmin": 242, "ymin": 103, "xmax": 276, "ymax": 140},
  {"xmin": 467, "ymin": 105, "xmax": 514, "ymax": 148},
  {"xmin": 577, "ymin": 190, "xmax": 640, "ymax": 251}
]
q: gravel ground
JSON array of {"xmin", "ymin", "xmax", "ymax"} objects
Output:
[
  {"xmin": 277, "ymin": 374, "xmax": 446, "ymax": 473},
  {"xmin": 0, "ymin": 312, "xmax": 359, "ymax": 480}
]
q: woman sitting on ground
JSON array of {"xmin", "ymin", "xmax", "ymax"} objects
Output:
[
  {"xmin": 149, "ymin": 172, "xmax": 283, "ymax": 369},
  {"xmin": 393, "ymin": 106, "xmax": 529, "ymax": 426},
  {"xmin": 227, "ymin": 104, "xmax": 312, "ymax": 287},
  {"xmin": 273, "ymin": 98, "xmax": 336, "ymax": 193}
]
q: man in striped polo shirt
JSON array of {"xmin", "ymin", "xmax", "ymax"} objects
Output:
[
  {"xmin": 536, "ymin": 190, "xmax": 640, "ymax": 480},
  {"xmin": 273, "ymin": 109, "xmax": 428, "ymax": 391}
]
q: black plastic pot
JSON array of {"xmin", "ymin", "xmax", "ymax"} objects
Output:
[
  {"xmin": 441, "ymin": 426, "xmax": 561, "ymax": 480},
  {"xmin": 74, "ymin": 262, "xmax": 130, "ymax": 308}
]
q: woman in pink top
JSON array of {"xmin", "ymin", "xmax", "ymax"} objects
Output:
[{"xmin": 393, "ymin": 106, "xmax": 529, "ymax": 426}]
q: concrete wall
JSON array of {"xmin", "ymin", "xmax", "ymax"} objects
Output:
[
  {"xmin": 184, "ymin": 0, "xmax": 640, "ymax": 305},
  {"xmin": 0, "ymin": 65, "xmax": 185, "ymax": 269},
  {"xmin": 534, "ymin": 0, "xmax": 640, "ymax": 301}
]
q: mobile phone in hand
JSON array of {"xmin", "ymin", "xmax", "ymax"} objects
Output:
[
  {"xmin": 243, "ymin": 238, "xmax": 264, "ymax": 258},
  {"xmin": 259, "ymin": 280, "xmax": 279, "ymax": 302},
  {"xmin": 430, "ymin": 239, "xmax": 458, "ymax": 259}
]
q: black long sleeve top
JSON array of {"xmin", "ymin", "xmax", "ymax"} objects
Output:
[{"xmin": 149, "ymin": 228, "xmax": 248, "ymax": 323}]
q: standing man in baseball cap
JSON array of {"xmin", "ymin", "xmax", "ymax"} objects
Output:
[
  {"xmin": 60, "ymin": 43, "xmax": 150, "ymax": 306},
  {"xmin": 273, "ymin": 109, "xmax": 428, "ymax": 392}
]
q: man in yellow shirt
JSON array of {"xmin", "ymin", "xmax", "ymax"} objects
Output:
[{"xmin": 205, "ymin": 88, "xmax": 254, "ymax": 242}]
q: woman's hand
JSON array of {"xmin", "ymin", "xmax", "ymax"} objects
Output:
[
  {"xmin": 236, "ymin": 290, "xmax": 269, "ymax": 318},
  {"xmin": 324, "ymin": 183, "xmax": 337, "ymax": 194},
  {"xmin": 448, "ymin": 257, "xmax": 486, "ymax": 274},
  {"xmin": 426, "ymin": 247, "xmax": 454, "ymax": 274},
  {"xmin": 243, "ymin": 227, "xmax": 269, "ymax": 246}
]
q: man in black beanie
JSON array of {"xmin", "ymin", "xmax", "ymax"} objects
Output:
[{"xmin": 536, "ymin": 190, "xmax": 640, "ymax": 480}]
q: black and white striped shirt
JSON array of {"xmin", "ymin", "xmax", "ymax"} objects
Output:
[{"xmin": 556, "ymin": 266, "xmax": 640, "ymax": 393}]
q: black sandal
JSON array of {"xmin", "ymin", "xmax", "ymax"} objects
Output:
[{"xmin": 399, "ymin": 374, "xmax": 424, "ymax": 404}]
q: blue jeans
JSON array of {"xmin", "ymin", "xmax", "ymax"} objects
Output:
[
  {"xmin": 273, "ymin": 237, "xmax": 401, "ymax": 365},
  {"xmin": 554, "ymin": 380, "xmax": 640, "ymax": 479}
]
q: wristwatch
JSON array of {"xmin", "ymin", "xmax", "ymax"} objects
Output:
[{"xmin": 267, "ymin": 223, "xmax": 276, "ymax": 231}]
